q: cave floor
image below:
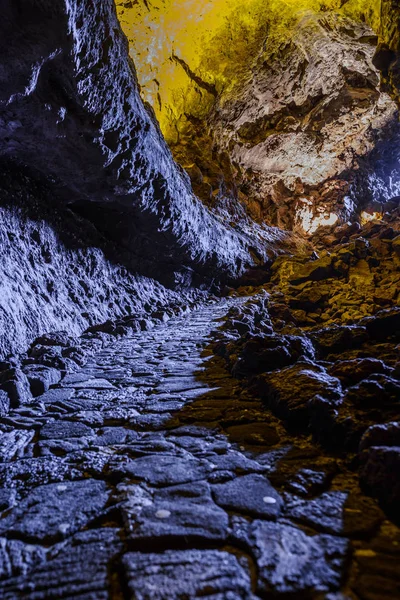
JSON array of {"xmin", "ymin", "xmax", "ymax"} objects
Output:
[{"xmin": 0, "ymin": 298, "xmax": 399, "ymax": 599}]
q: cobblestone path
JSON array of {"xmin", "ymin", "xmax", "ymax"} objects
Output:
[{"xmin": 0, "ymin": 299, "xmax": 397, "ymax": 599}]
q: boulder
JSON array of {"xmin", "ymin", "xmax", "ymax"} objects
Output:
[
  {"xmin": 329, "ymin": 358, "xmax": 391, "ymax": 387},
  {"xmin": 360, "ymin": 446, "xmax": 400, "ymax": 517},
  {"xmin": 0, "ymin": 368, "xmax": 32, "ymax": 407},
  {"xmin": 22, "ymin": 365, "xmax": 62, "ymax": 397},
  {"xmin": 311, "ymin": 325, "xmax": 369, "ymax": 357},
  {"xmin": 359, "ymin": 421, "xmax": 400, "ymax": 452},
  {"xmin": 257, "ymin": 361, "xmax": 342, "ymax": 426}
]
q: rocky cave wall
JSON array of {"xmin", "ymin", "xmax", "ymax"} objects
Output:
[
  {"xmin": 0, "ymin": 0, "xmax": 289, "ymax": 358},
  {"xmin": 117, "ymin": 0, "xmax": 400, "ymax": 232},
  {"xmin": 2, "ymin": 0, "xmax": 400, "ymax": 358},
  {"xmin": 0, "ymin": 162, "xmax": 200, "ymax": 358}
]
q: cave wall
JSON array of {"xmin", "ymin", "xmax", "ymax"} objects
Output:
[
  {"xmin": 376, "ymin": 0, "xmax": 400, "ymax": 103},
  {"xmin": 116, "ymin": 0, "xmax": 381, "ymax": 140},
  {"xmin": 0, "ymin": 0, "xmax": 269, "ymax": 280},
  {"xmin": 0, "ymin": 0, "xmax": 290, "ymax": 357},
  {"xmin": 117, "ymin": 1, "xmax": 399, "ymax": 233},
  {"xmin": 0, "ymin": 163, "xmax": 193, "ymax": 358},
  {"xmin": 210, "ymin": 12, "xmax": 398, "ymax": 231}
]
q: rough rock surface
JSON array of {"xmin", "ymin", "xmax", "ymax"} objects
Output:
[
  {"xmin": 210, "ymin": 12, "xmax": 398, "ymax": 228},
  {"xmin": 136, "ymin": 7, "xmax": 400, "ymax": 233},
  {"xmin": 0, "ymin": 0, "xmax": 271, "ymax": 276},
  {"xmin": 0, "ymin": 0, "xmax": 289, "ymax": 357},
  {"xmin": 213, "ymin": 212, "xmax": 400, "ymax": 525},
  {"xmin": 376, "ymin": 0, "xmax": 400, "ymax": 104},
  {"xmin": 0, "ymin": 3, "xmax": 400, "ymax": 598},
  {"xmin": 0, "ymin": 300, "xmax": 398, "ymax": 598},
  {"xmin": 0, "ymin": 162, "xmax": 207, "ymax": 358}
]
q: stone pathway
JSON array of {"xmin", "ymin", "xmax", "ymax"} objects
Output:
[{"xmin": 0, "ymin": 299, "xmax": 398, "ymax": 599}]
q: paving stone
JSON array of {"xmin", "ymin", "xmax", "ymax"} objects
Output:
[
  {"xmin": 0, "ymin": 391, "xmax": 10, "ymax": 417},
  {"xmin": 0, "ymin": 297, "xmax": 398, "ymax": 598},
  {"xmin": 0, "ymin": 489, "xmax": 16, "ymax": 512},
  {"xmin": 0, "ymin": 457, "xmax": 83, "ymax": 489},
  {"xmin": 113, "ymin": 454, "xmax": 210, "ymax": 486},
  {"xmin": 0, "ymin": 529, "xmax": 121, "ymax": 599},
  {"xmin": 286, "ymin": 490, "xmax": 384, "ymax": 537},
  {"xmin": 40, "ymin": 420, "xmax": 94, "ymax": 440},
  {"xmin": 0, "ymin": 538, "xmax": 46, "ymax": 581},
  {"xmin": 63, "ymin": 378, "xmax": 117, "ymax": 390},
  {"xmin": 234, "ymin": 519, "xmax": 349, "ymax": 596},
  {"xmin": 212, "ymin": 474, "xmax": 283, "ymax": 518},
  {"xmin": 127, "ymin": 498, "xmax": 229, "ymax": 546},
  {"xmin": 122, "ymin": 549, "xmax": 253, "ymax": 599},
  {"xmin": 0, "ymin": 430, "xmax": 35, "ymax": 462},
  {"xmin": 0, "ymin": 480, "xmax": 110, "ymax": 543},
  {"xmin": 39, "ymin": 388, "xmax": 73, "ymax": 404}
]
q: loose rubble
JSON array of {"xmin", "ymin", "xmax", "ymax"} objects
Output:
[{"xmin": 213, "ymin": 212, "xmax": 400, "ymax": 526}]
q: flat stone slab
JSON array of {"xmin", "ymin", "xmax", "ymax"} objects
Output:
[
  {"xmin": 63, "ymin": 378, "xmax": 117, "ymax": 390},
  {"xmin": 212, "ymin": 474, "xmax": 283, "ymax": 518},
  {"xmin": 234, "ymin": 520, "xmax": 349, "ymax": 596},
  {"xmin": 286, "ymin": 490, "xmax": 385, "ymax": 537},
  {"xmin": 122, "ymin": 550, "xmax": 252, "ymax": 599},
  {"xmin": 40, "ymin": 420, "xmax": 94, "ymax": 440},
  {"xmin": 0, "ymin": 480, "xmax": 109, "ymax": 543},
  {"xmin": 112, "ymin": 454, "xmax": 210, "ymax": 486},
  {"xmin": 0, "ymin": 529, "xmax": 121, "ymax": 599},
  {"xmin": 127, "ymin": 499, "xmax": 229, "ymax": 545}
]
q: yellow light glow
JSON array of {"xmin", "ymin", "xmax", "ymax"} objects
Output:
[
  {"xmin": 361, "ymin": 211, "xmax": 383, "ymax": 224},
  {"xmin": 296, "ymin": 199, "xmax": 339, "ymax": 234},
  {"xmin": 116, "ymin": 0, "xmax": 380, "ymax": 139}
]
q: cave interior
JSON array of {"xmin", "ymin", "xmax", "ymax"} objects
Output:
[{"xmin": 0, "ymin": 0, "xmax": 399, "ymax": 598}]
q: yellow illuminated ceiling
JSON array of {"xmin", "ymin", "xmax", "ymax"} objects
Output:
[{"xmin": 116, "ymin": 0, "xmax": 380, "ymax": 139}]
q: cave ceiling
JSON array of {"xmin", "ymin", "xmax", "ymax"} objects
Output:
[{"xmin": 116, "ymin": 0, "xmax": 380, "ymax": 137}]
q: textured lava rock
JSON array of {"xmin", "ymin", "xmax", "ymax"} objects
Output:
[
  {"xmin": 234, "ymin": 519, "xmax": 349, "ymax": 596},
  {"xmin": 0, "ymin": 392, "xmax": 10, "ymax": 417},
  {"xmin": 0, "ymin": 480, "xmax": 109, "ymax": 543},
  {"xmin": 0, "ymin": 0, "xmax": 288, "ymax": 359},
  {"xmin": 212, "ymin": 474, "xmax": 283, "ymax": 518},
  {"xmin": 328, "ymin": 358, "xmax": 391, "ymax": 387},
  {"xmin": 0, "ymin": 0, "xmax": 278, "ymax": 277},
  {"xmin": 122, "ymin": 550, "xmax": 252, "ymax": 599},
  {"xmin": 376, "ymin": 0, "xmax": 400, "ymax": 104},
  {"xmin": 0, "ymin": 528, "xmax": 122, "ymax": 600},
  {"xmin": 128, "ymin": 498, "xmax": 229, "ymax": 547},
  {"xmin": 286, "ymin": 490, "xmax": 384, "ymax": 537},
  {"xmin": 257, "ymin": 360, "xmax": 342, "ymax": 426},
  {"xmin": 0, "ymin": 179, "xmax": 204, "ymax": 359},
  {"xmin": 22, "ymin": 365, "xmax": 62, "ymax": 397},
  {"xmin": 109, "ymin": 454, "xmax": 210, "ymax": 486},
  {"xmin": 360, "ymin": 446, "xmax": 400, "ymax": 517},
  {"xmin": 0, "ymin": 368, "xmax": 32, "ymax": 408},
  {"xmin": 311, "ymin": 325, "xmax": 369, "ymax": 357},
  {"xmin": 359, "ymin": 421, "xmax": 400, "ymax": 451},
  {"xmin": 0, "ymin": 538, "xmax": 45, "ymax": 582},
  {"xmin": 208, "ymin": 11, "xmax": 397, "ymax": 228}
]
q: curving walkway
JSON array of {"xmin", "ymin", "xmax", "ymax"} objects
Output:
[{"xmin": 0, "ymin": 300, "xmax": 397, "ymax": 599}]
